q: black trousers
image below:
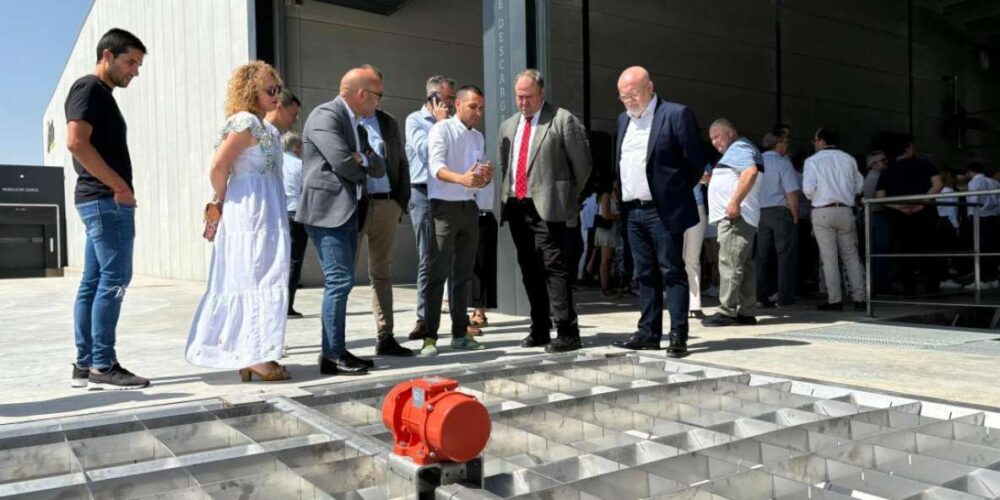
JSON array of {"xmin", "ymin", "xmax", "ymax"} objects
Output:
[
  {"xmin": 889, "ymin": 210, "xmax": 940, "ymax": 292},
  {"xmin": 506, "ymin": 199, "xmax": 579, "ymax": 340},
  {"xmin": 471, "ymin": 212, "xmax": 498, "ymax": 309},
  {"xmin": 288, "ymin": 211, "xmax": 309, "ymax": 312},
  {"xmin": 957, "ymin": 216, "xmax": 1000, "ymax": 281},
  {"xmin": 797, "ymin": 218, "xmax": 819, "ymax": 294},
  {"xmin": 755, "ymin": 207, "xmax": 798, "ymax": 304}
]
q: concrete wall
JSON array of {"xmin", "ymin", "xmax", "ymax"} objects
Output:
[
  {"xmin": 283, "ymin": 0, "xmax": 484, "ymax": 286},
  {"xmin": 43, "ymin": 0, "xmax": 255, "ymax": 281}
]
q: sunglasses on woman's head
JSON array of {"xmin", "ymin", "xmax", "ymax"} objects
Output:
[{"xmin": 265, "ymin": 85, "xmax": 283, "ymax": 97}]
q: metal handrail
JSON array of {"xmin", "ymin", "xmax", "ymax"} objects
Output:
[
  {"xmin": 862, "ymin": 188, "xmax": 1000, "ymax": 317},
  {"xmin": 862, "ymin": 188, "xmax": 1000, "ymax": 204}
]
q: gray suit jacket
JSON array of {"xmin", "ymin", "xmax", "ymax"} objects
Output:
[
  {"xmin": 499, "ymin": 102, "xmax": 592, "ymax": 223},
  {"xmin": 296, "ymin": 96, "xmax": 386, "ymax": 228},
  {"xmin": 374, "ymin": 109, "xmax": 410, "ymax": 211}
]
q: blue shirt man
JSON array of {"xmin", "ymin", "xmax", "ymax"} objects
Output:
[
  {"xmin": 759, "ymin": 150, "xmax": 800, "ymax": 209},
  {"xmin": 403, "ymin": 76, "xmax": 455, "ymax": 339}
]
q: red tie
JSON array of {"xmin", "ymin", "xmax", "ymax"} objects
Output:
[{"xmin": 515, "ymin": 117, "xmax": 532, "ymax": 200}]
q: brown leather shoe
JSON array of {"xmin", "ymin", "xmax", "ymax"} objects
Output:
[
  {"xmin": 408, "ymin": 321, "xmax": 427, "ymax": 340},
  {"xmin": 466, "ymin": 324, "xmax": 482, "ymax": 337}
]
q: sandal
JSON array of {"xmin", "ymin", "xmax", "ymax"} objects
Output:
[
  {"xmin": 470, "ymin": 311, "xmax": 489, "ymax": 328},
  {"xmin": 238, "ymin": 361, "xmax": 291, "ymax": 382}
]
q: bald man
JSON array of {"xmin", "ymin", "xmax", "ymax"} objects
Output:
[
  {"xmin": 297, "ymin": 66, "xmax": 388, "ymax": 376},
  {"xmin": 612, "ymin": 66, "xmax": 707, "ymax": 358}
]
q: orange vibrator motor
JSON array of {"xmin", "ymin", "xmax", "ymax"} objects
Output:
[{"xmin": 382, "ymin": 377, "xmax": 491, "ymax": 465}]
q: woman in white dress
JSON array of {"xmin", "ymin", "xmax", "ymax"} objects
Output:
[{"xmin": 186, "ymin": 61, "xmax": 291, "ymax": 382}]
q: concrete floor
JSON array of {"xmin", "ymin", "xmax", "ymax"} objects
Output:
[{"xmin": 1, "ymin": 273, "xmax": 998, "ymax": 426}]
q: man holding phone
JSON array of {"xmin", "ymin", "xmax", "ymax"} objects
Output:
[{"xmin": 404, "ymin": 76, "xmax": 456, "ymax": 341}]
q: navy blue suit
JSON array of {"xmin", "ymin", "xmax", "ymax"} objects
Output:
[{"xmin": 614, "ymin": 97, "xmax": 706, "ymax": 343}]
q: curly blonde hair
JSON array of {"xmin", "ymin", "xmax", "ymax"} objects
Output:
[{"xmin": 224, "ymin": 60, "xmax": 283, "ymax": 118}]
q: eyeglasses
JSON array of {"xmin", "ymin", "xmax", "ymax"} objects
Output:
[
  {"xmin": 618, "ymin": 92, "xmax": 643, "ymax": 102},
  {"xmin": 264, "ymin": 85, "xmax": 283, "ymax": 97},
  {"xmin": 362, "ymin": 88, "xmax": 384, "ymax": 100}
]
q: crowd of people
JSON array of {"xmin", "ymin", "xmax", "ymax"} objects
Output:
[{"xmin": 65, "ymin": 28, "xmax": 1000, "ymax": 390}]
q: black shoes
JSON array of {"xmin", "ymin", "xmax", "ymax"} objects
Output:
[
  {"xmin": 545, "ymin": 336, "xmax": 581, "ymax": 353},
  {"xmin": 689, "ymin": 309, "xmax": 706, "ymax": 320},
  {"xmin": 666, "ymin": 339, "xmax": 688, "ymax": 358},
  {"xmin": 319, "ymin": 353, "xmax": 369, "ymax": 375},
  {"xmin": 287, "ymin": 309, "xmax": 303, "ymax": 319},
  {"xmin": 701, "ymin": 313, "xmax": 756, "ymax": 327},
  {"xmin": 376, "ymin": 336, "xmax": 413, "ymax": 357},
  {"xmin": 71, "ymin": 363, "xmax": 89, "ymax": 388},
  {"xmin": 408, "ymin": 321, "xmax": 427, "ymax": 341},
  {"xmin": 520, "ymin": 335, "xmax": 551, "ymax": 348},
  {"xmin": 818, "ymin": 302, "xmax": 843, "ymax": 311},
  {"xmin": 87, "ymin": 364, "xmax": 151, "ymax": 390},
  {"xmin": 701, "ymin": 312, "xmax": 737, "ymax": 327},
  {"xmin": 344, "ymin": 350, "xmax": 375, "ymax": 368},
  {"xmin": 612, "ymin": 333, "xmax": 661, "ymax": 350}
]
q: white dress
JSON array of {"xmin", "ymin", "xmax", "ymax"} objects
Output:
[{"xmin": 186, "ymin": 112, "xmax": 290, "ymax": 369}]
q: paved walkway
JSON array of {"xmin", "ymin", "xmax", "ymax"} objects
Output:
[{"xmin": 1, "ymin": 274, "xmax": 998, "ymax": 426}]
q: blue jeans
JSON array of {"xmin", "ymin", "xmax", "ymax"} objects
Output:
[
  {"xmin": 73, "ymin": 198, "xmax": 135, "ymax": 369},
  {"xmin": 409, "ymin": 185, "xmax": 432, "ymax": 322},
  {"xmin": 306, "ymin": 216, "xmax": 357, "ymax": 358},
  {"xmin": 627, "ymin": 207, "xmax": 689, "ymax": 342}
]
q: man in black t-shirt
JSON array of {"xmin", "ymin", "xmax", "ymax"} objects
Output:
[
  {"xmin": 875, "ymin": 134, "xmax": 944, "ymax": 294},
  {"xmin": 65, "ymin": 28, "xmax": 150, "ymax": 390}
]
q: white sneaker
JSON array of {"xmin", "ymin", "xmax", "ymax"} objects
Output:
[
  {"xmin": 940, "ymin": 280, "xmax": 962, "ymax": 289},
  {"xmin": 418, "ymin": 338, "xmax": 438, "ymax": 357}
]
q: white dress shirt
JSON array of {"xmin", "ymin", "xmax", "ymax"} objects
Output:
[
  {"xmin": 428, "ymin": 116, "xmax": 486, "ymax": 202},
  {"xmin": 509, "ymin": 111, "xmax": 541, "ymax": 193},
  {"xmin": 802, "ymin": 148, "xmax": 863, "ymax": 207},
  {"xmin": 282, "ymin": 152, "xmax": 302, "ymax": 212},
  {"xmin": 619, "ymin": 96, "xmax": 658, "ymax": 202}
]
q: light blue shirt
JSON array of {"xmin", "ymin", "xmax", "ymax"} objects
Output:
[
  {"xmin": 759, "ymin": 151, "xmax": 800, "ymax": 208},
  {"xmin": 967, "ymin": 173, "xmax": 1000, "ymax": 217},
  {"xmin": 282, "ymin": 152, "xmax": 302, "ymax": 212},
  {"xmin": 708, "ymin": 137, "xmax": 764, "ymax": 226},
  {"xmin": 361, "ymin": 115, "xmax": 391, "ymax": 194},
  {"xmin": 405, "ymin": 106, "xmax": 437, "ymax": 185}
]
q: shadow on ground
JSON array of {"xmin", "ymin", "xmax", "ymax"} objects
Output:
[{"xmin": 0, "ymin": 392, "xmax": 192, "ymax": 418}]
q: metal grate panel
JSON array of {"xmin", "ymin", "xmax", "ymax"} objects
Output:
[{"xmin": 765, "ymin": 323, "xmax": 1000, "ymax": 349}]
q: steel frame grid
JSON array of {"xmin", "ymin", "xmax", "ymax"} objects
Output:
[{"xmin": 2, "ymin": 353, "xmax": 999, "ymax": 500}]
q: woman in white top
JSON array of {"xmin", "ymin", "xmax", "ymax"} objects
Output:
[{"xmin": 186, "ymin": 61, "xmax": 291, "ymax": 382}]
